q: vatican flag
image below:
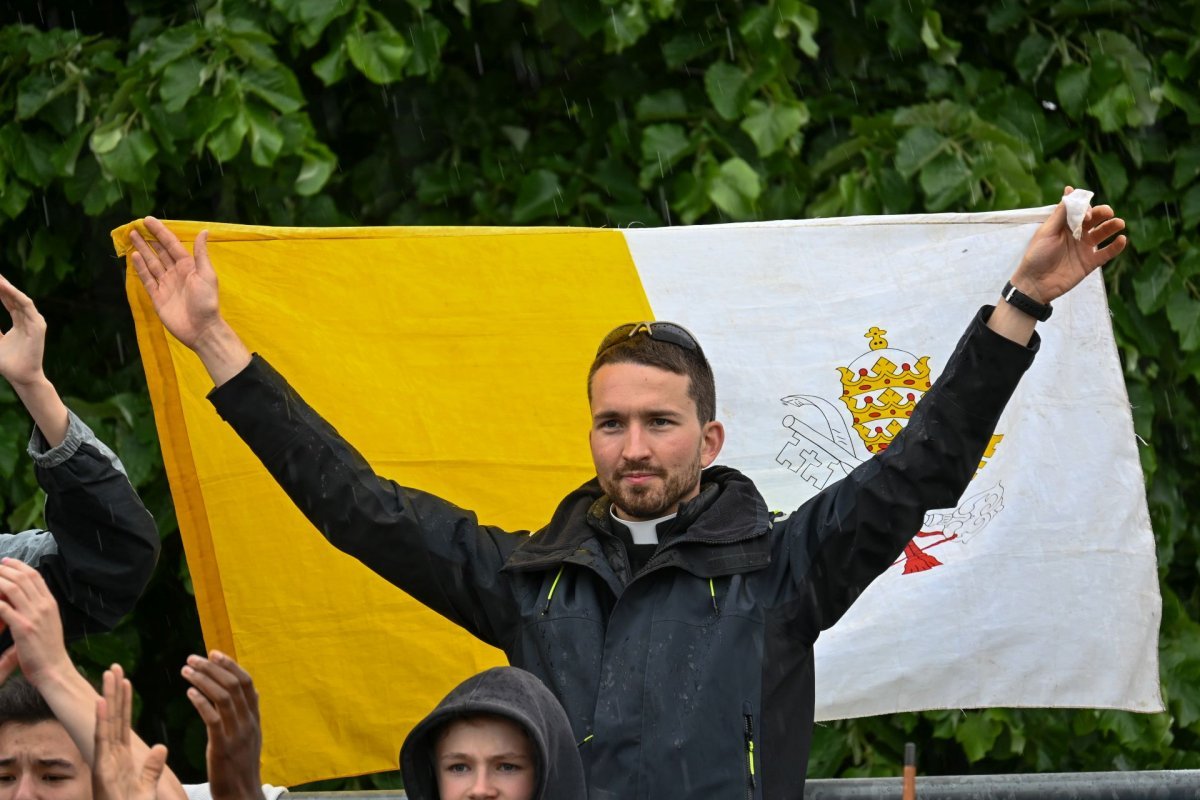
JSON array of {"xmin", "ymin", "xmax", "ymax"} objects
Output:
[{"xmin": 113, "ymin": 207, "xmax": 1161, "ymax": 785}]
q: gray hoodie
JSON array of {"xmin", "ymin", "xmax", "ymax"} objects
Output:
[{"xmin": 400, "ymin": 667, "xmax": 586, "ymax": 800}]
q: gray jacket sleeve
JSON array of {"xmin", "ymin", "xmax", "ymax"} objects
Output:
[{"xmin": 0, "ymin": 410, "xmax": 160, "ymax": 641}]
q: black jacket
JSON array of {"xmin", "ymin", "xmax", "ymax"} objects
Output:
[
  {"xmin": 400, "ymin": 666, "xmax": 586, "ymax": 800},
  {"xmin": 211, "ymin": 308, "xmax": 1035, "ymax": 799},
  {"xmin": 3, "ymin": 411, "xmax": 160, "ymax": 643}
]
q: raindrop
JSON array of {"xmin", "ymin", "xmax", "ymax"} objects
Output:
[{"xmin": 474, "ymin": 43, "xmax": 484, "ymax": 76}]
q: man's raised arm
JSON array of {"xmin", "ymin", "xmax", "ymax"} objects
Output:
[{"xmin": 128, "ymin": 217, "xmax": 525, "ymax": 647}]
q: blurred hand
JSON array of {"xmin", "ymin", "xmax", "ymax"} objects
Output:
[
  {"xmin": 0, "ymin": 558, "xmax": 72, "ymax": 687},
  {"xmin": 183, "ymin": 651, "xmax": 263, "ymax": 800},
  {"xmin": 0, "ymin": 274, "xmax": 47, "ymax": 389},
  {"xmin": 93, "ymin": 664, "xmax": 169, "ymax": 800}
]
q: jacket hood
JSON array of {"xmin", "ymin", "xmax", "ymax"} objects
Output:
[{"xmin": 399, "ymin": 667, "xmax": 586, "ymax": 800}]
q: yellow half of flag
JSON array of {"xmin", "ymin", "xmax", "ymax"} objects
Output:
[{"xmin": 113, "ymin": 220, "xmax": 653, "ymax": 784}]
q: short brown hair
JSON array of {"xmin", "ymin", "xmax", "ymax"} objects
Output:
[{"xmin": 587, "ymin": 332, "xmax": 716, "ymax": 423}]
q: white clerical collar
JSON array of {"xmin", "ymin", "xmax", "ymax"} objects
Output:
[{"xmin": 609, "ymin": 506, "xmax": 677, "ymax": 545}]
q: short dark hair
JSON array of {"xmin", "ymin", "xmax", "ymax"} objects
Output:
[
  {"xmin": 0, "ymin": 675, "xmax": 55, "ymax": 727},
  {"xmin": 588, "ymin": 332, "xmax": 716, "ymax": 424}
]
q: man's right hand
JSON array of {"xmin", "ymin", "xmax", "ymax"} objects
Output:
[{"xmin": 131, "ymin": 218, "xmax": 251, "ymax": 386}]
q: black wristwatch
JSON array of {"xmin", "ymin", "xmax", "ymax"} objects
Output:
[{"xmin": 1001, "ymin": 281, "xmax": 1053, "ymax": 322}]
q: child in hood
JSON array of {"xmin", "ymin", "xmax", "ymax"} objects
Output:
[{"xmin": 400, "ymin": 667, "xmax": 585, "ymax": 800}]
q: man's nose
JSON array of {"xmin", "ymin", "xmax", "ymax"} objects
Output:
[
  {"xmin": 12, "ymin": 774, "xmax": 39, "ymax": 800},
  {"xmin": 622, "ymin": 423, "xmax": 652, "ymax": 461}
]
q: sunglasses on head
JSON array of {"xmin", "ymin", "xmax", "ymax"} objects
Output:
[{"xmin": 595, "ymin": 321, "xmax": 705, "ymax": 358}]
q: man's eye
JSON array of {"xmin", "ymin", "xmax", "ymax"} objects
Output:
[
  {"xmin": 445, "ymin": 763, "xmax": 469, "ymax": 774},
  {"xmin": 497, "ymin": 762, "xmax": 524, "ymax": 773},
  {"xmin": 650, "ymin": 418, "xmax": 673, "ymax": 427},
  {"xmin": 44, "ymin": 775, "xmax": 72, "ymax": 783},
  {"xmin": 0, "ymin": 775, "xmax": 15, "ymax": 783}
]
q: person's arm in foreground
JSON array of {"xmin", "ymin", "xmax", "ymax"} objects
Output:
[
  {"xmin": 93, "ymin": 665, "xmax": 169, "ymax": 800},
  {"xmin": 0, "ymin": 275, "xmax": 160, "ymax": 639},
  {"xmin": 987, "ymin": 186, "xmax": 1127, "ymax": 343},
  {"xmin": 181, "ymin": 651, "xmax": 265, "ymax": 800},
  {"xmin": 0, "ymin": 558, "xmax": 188, "ymax": 800},
  {"xmin": 0, "ymin": 274, "xmax": 68, "ymax": 444}
]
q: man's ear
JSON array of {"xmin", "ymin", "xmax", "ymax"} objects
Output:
[{"xmin": 700, "ymin": 420, "xmax": 725, "ymax": 468}]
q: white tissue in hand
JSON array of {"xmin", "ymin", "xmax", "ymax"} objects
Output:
[{"xmin": 1063, "ymin": 189, "xmax": 1094, "ymax": 240}]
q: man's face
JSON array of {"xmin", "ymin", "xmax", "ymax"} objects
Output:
[
  {"xmin": 0, "ymin": 721, "xmax": 91, "ymax": 800},
  {"xmin": 435, "ymin": 716, "xmax": 536, "ymax": 800},
  {"xmin": 589, "ymin": 362, "xmax": 724, "ymax": 521}
]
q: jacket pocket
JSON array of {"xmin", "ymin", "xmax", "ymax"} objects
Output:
[{"xmin": 743, "ymin": 701, "xmax": 757, "ymax": 799}]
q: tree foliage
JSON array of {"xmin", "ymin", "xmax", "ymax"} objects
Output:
[{"xmin": 1, "ymin": 0, "xmax": 1198, "ymax": 785}]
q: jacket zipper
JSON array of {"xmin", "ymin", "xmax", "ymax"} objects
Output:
[{"xmin": 743, "ymin": 707, "xmax": 756, "ymax": 799}]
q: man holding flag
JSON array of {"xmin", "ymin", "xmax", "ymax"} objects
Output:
[{"xmin": 128, "ymin": 189, "xmax": 1125, "ymax": 799}]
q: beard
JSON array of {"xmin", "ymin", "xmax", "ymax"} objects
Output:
[{"xmin": 599, "ymin": 449, "xmax": 704, "ymax": 521}]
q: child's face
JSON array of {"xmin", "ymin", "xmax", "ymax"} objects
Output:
[{"xmin": 435, "ymin": 716, "xmax": 536, "ymax": 800}]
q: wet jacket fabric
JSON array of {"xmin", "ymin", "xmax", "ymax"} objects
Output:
[
  {"xmin": 2, "ymin": 411, "xmax": 160, "ymax": 642},
  {"xmin": 400, "ymin": 666, "xmax": 586, "ymax": 800},
  {"xmin": 210, "ymin": 308, "xmax": 1036, "ymax": 799}
]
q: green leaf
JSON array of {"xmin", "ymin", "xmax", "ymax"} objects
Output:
[
  {"xmin": 639, "ymin": 123, "xmax": 691, "ymax": 185},
  {"xmin": 662, "ymin": 32, "xmax": 718, "ymax": 69},
  {"xmin": 206, "ymin": 112, "xmax": 248, "ymax": 161},
  {"xmin": 605, "ymin": 2, "xmax": 651, "ymax": 52},
  {"xmin": 1014, "ymin": 32, "xmax": 1053, "ymax": 83},
  {"xmin": 512, "ymin": 169, "xmax": 562, "ymax": 223},
  {"xmin": 1166, "ymin": 291, "xmax": 1200, "ymax": 351},
  {"xmin": 1055, "ymin": 64, "xmax": 1091, "ymax": 119},
  {"xmin": 1089, "ymin": 84, "xmax": 1136, "ymax": 132},
  {"xmin": 955, "ymin": 713, "xmax": 1002, "ymax": 763},
  {"xmin": 635, "ymin": 90, "xmax": 687, "ymax": 122},
  {"xmin": 1161, "ymin": 81, "xmax": 1200, "ymax": 125},
  {"xmin": 241, "ymin": 67, "xmax": 305, "ymax": 114},
  {"xmin": 89, "ymin": 120, "xmax": 124, "ymax": 156},
  {"xmin": 919, "ymin": 151, "xmax": 972, "ymax": 211},
  {"xmin": 346, "ymin": 30, "xmax": 411, "ymax": 84},
  {"xmin": 704, "ymin": 62, "xmax": 748, "ymax": 121},
  {"xmin": 16, "ymin": 72, "xmax": 66, "ymax": 120},
  {"xmin": 740, "ymin": 99, "xmax": 809, "ymax": 157},
  {"xmin": 707, "ymin": 157, "xmax": 760, "ymax": 219},
  {"xmin": 95, "ymin": 129, "xmax": 157, "ymax": 183},
  {"xmin": 1090, "ymin": 151, "xmax": 1128, "ymax": 200},
  {"xmin": 0, "ymin": 181, "xmax": 31, "ymax": 220},
  {"xmin": 560, "ymin": 0, "xmax": 609, "ymax": 37},
  {"xmin": 160, "ymin": 56, "xmax": 205, "ymax": 113},
  {"xmin": 271, "ymin": 0, "xmax": 354, "ymax": 46},
  {"xmin": 245, "ymin": 105, "xmax": 284, "ymax": 167},
  {"xmin": 774, "ymin": 0, "xmax": 820, "ymax": 59},
  {"xmin": 295, "ymin": 145, "xmax": 337, "ymax": 196},
  {"xmin": 1132, "ymin": 256, "xmax": 1173, "ymax": 314},
  {"xmin": 407, "ymin": 17, "xmax": 450, "ymax": 77},
  {"xmin": 312, "ymin": 43, "xmax": 347, "ymax": 86},
  {"xmin": 920, "ymin": 10, "xmax": 961, "ymax": 66},
  {"xmin": 146, "ymin": 23, "xmax": 204, "ymax": 72},
  {"xmin": 1182, "ymin": 183, "xmax": 1200, "ymax": 230},
  {"xmin": 894, "ymin": 126, "xmax": 947, "ymax": 179},
  {"xmin": 1171, "ymin": 144, "xmax": 1200, "ymax": 190}
]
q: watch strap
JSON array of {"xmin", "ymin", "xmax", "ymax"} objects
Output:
[{"xmin": 1001, "ymin": 281, "xmax": 1053, "ymax": 322}]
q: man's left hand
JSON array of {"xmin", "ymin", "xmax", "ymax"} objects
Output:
[{"xmin": 1010, "ymin": 186, "xmax": 1128, "ymax": 304}]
